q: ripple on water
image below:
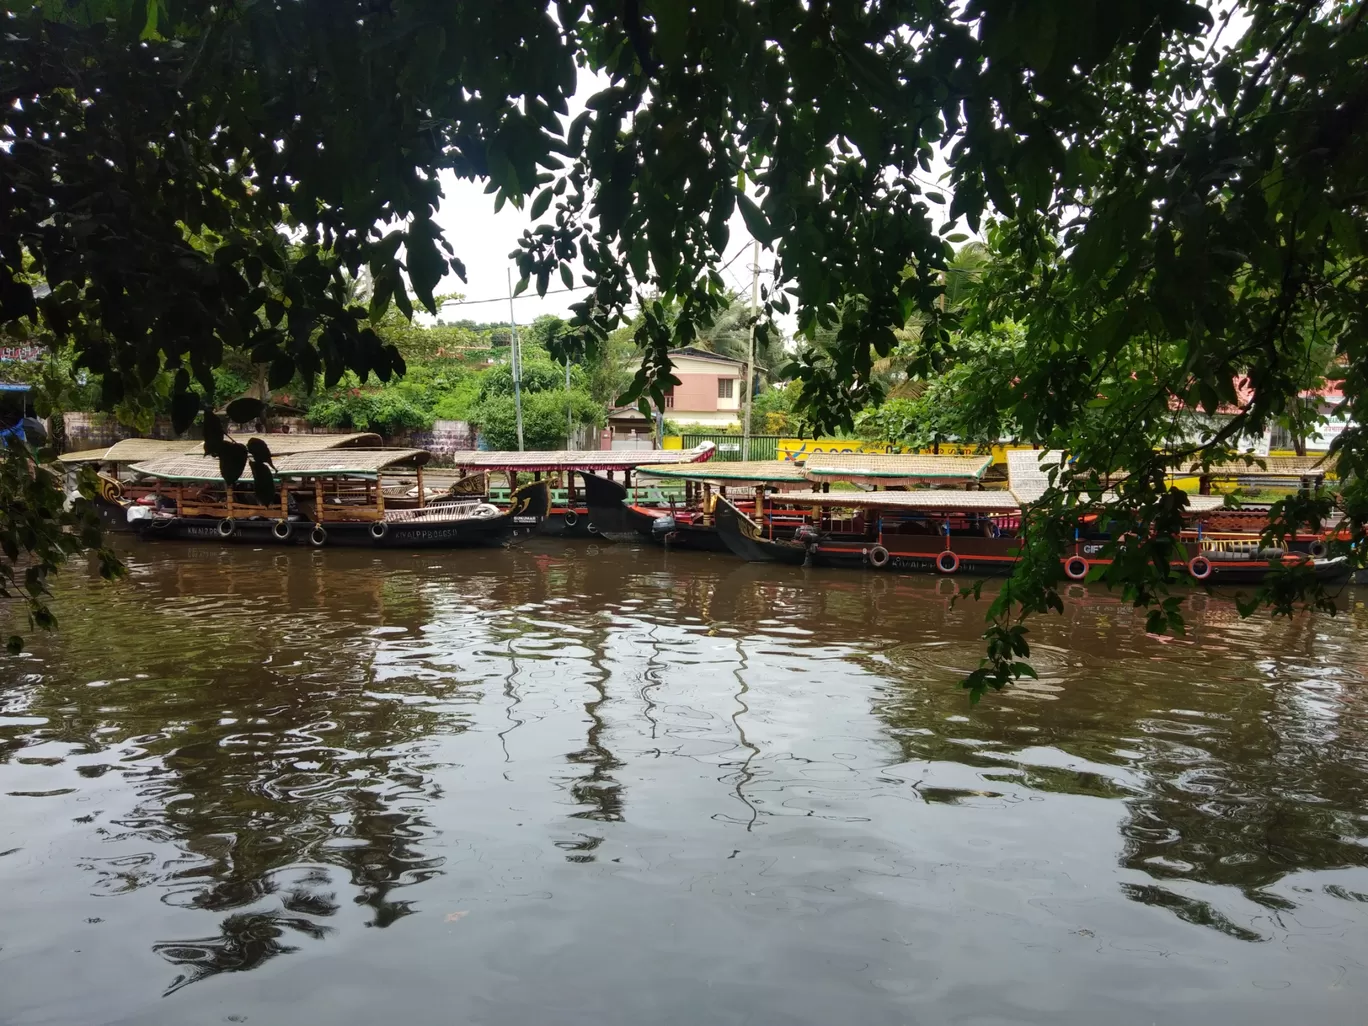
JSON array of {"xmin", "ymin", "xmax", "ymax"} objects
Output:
[{"xmin": 1, "ymin": 546, "xmax": 1367, "ymax": 1025}]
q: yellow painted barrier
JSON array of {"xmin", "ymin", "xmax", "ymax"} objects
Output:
[
  {"xmin": 778, "ymin": 438, "xmax": 1033, "ymax": 464},
  {"xmin": 778, "ymin": 438, "xmax": 893, "ymax": 461},
  {"xmin": 661, "ymin": 435, "xmax": 683, "ymax": 450}
]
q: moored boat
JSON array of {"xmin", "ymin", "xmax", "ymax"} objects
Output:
[
  {"xmin": 61, "ymin": 432, "xmax": 383, "ymax": 531},
  {"xmin": 585, "ymin": 452, "xmax": 996, "ymax": 551},
  {"xmin": 715, "ymin": 452, "xmax": 1351, "ymax": 585},
  {"xmin": 118, "ymin": 448, "xmax": 549, "ymax": 548},
  {"xmin": 447, "ymin": 442, "xmax": 715, "ymax": 538},
  {"xmin": 582, "ymin": 460, "xmax": 810, "ymax": 551}
]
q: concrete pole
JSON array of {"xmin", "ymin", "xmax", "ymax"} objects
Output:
[
  {"xmin": 743, "ymin": 238, "xmax": 760, "ymax": 460},
  {"xmin": 507, "ymin": 268, "xmax": 524, "ymax": 451}
]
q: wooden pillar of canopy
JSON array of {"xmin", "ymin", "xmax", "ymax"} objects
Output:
[
  {"xmin": 314, "ymin": 476, "xmax": 324, "ymax": 523},
  {"xmin": 702, "ymin": 482, "xmax": 713, "ymax": 525},
  {"xmin": 416, "ymin": 464, "xmax": 425, "ymax": 508},
  {"xmin": 376, "ymin": 473, "xmax": 385, "ymax": 518},
  {"xmin": 226, "ymin": 485, "xmax": 235, "ymax": 520},
  {"xmin": 755, "ymin": 485, "xmax": 765, "ymax": 530},
  {"xmin": 1199, "ymin": 473, "xmax": 1212, "ymax": 496},
  {"xmin": 279, "ymin": 480, "xmax": 288, "ymax": 519},
  {"xmin": 176, "ymin": 484, "xmax": 184, "ymax": 516}
]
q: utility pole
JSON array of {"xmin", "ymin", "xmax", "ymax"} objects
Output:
[
  {"xmin": 565, "ymin": 355, "xmax": 573, "ymax": 448},
  {"xmin": 743, "ymin": 238, "xmax": 760, "ymax": 461},
  {"xmin": 506, "ymin": 268, "xmax": 524, "ymax": 451}
]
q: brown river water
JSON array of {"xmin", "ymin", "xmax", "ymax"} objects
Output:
[{"xmin": 2, "ymin": 540, "xmax": 1367, "ymax": 1025}]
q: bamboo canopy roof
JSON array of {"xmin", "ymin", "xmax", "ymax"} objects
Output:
[
  {"xmin": 637, "ymin": 459, "xmax": 809, "ymax": 484},
  {"xmin": 1006, "ymin": 449, "xmax": 1070, "ymax": 505},
  {"xmin": 771, "ymin": 489, "xmax": 1022, "ymax": 511},
  {"xmin": 1184, "ymin": 495, "xmax": 1232, "ymax": 513},
  {"xmin": 59, "ymin": 432, "xmax": 382, "ymax": 465},
  {"xmin": 129, "ymin": 448, "xmax": 430, "ymax": 482},
  {"xmin": 59, "ymin": 439, "xmax": 191, "ymax": 464},
  {"xmin": 448, "ymin": 440, "xmax": 715, "ymax": 472},
  {"xmin": 1174, "ymin": 455, "xmax": 1336, "ymax": 478},
  {"xmin": 802, "ymin": 452, "xmax": 992, "ymax": 484}
]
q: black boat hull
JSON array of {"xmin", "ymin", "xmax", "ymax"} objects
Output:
[
  {"xmin": 540, "ymin": 508, "xmax": 596, "ymax": 539},
  {"xmin": 580, "ymin": 472, "xmax": 727, "ymax": 550}
]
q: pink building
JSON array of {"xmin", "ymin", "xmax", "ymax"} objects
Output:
[{"xmin": 607, "ymin": 347, "xmax": 747, "ymax": 440}]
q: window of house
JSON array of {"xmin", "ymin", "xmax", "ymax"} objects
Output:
[
  {"xmin": 718, "ymin": 378, "xmax": 734, "ymax": 399},
  {"xmin": 663, "ymin": 385, "xmax": 674, "ymax": 409}
]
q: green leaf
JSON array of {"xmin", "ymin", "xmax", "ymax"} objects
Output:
[
  {"xmin": 225, "ymin": 397, "xmax": 265, "ymax": 423},
  {"xmin": 559, "ymin": 262, "xmax": 574, "ymax": 290},
  {"xmin": 171, "ymin": 391, "xmax": 200, "ymax": 435},
  {"xmin": 250, "ymin": 458, "xmax": 277, "ymax": 507},
  {"xmin": 1212, "ymin": 64, "xmax": 1240, "ymax": 109},
  {"xmin": 268, "ymin": 354, "xmax": 296, "ymax": 390},
  {"xmin": 245, "ymin": 437, "xmax": 274, "ymax": 467},
  {"xmin": 736, "ymin": 193, "xmax": 775, "ymax": 244},
  {"xmin": 405, "ymin": 222, "xmax": 446, "ymax": 313},
  {"xmin": 218, "ymin": 441, "xmax": 249, "ymax": 488},
  {"xmin": 139, "ymin": 0, "xmax": 161, "ymax": 40},
  {"xmin": 529, "ymin": 188, "xmax": 554, "ymax": 221},
  {"xmin": 628, "ymin": 236, "xmax": 649, "ymax": 280},
  {"xmin": 202, "ymin": 412, "xmax": 226, "ymax": 458}
]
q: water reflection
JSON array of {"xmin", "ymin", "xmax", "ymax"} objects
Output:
[{"xmin": 1, "ymin": 542, "xmax": 1366, "ymax": 1024}]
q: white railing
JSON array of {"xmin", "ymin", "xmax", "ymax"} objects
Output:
[{"xmin": 383, "ymin": 502, "xmax": 500, "ymax": 524}]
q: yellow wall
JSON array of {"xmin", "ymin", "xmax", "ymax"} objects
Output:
[
  {"xmin": 661, "ymin": 435, "xmax": 683, "ymax": 450},
  {"xmin": 779, "ymin": 438, "xmax": 1030, "ymax": 464}
]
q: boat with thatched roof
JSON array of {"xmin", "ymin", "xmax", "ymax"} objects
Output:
[
  {"xmin": 61, "ymin": 433, "xmax": 384, "ymax": 530},
  {"xmin": 444, "ymin": 441, "xmax": 715, "ymax": 537},
  {"xmin": 713, "ymin": 449, "xmax": 1349, "ymax": 585},
  {"xmin": 583, "ymin": 452, "xmax": 995, "ymax": 551},
  {"xmin": 118, "ymin": 448, "xmax": 549, "ymax": 548}
]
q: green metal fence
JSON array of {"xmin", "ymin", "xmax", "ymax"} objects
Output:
[{"xmin": 682, "ymin": 433, "xmax": 780, "ymax": 462}]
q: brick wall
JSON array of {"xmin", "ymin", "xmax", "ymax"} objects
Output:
[{"xmin": 61, "ymin": 412, "xmax": 184, "ymax": 451}]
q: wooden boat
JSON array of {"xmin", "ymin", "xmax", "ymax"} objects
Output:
[
  {"xmin": 61, "ymin": 433, "xmax": 383, "ymax": 531},
  {"xmin": 117, "ymin": 448, "xmax": 549, "ymax": 548},
  {"xmin": 582, "ymin": 460, "xmax": 809, "ymax": 551},
  {"xmin": 584, "ymin": 452, "xmax": 995, "ymax": 552},
  {"xmin": 445, "ymin": 441, "xmax": 716, "ymax": 538},
  {"xmin": 715, "ymin": 452, "xmax": 1351, "ymax": 586}
]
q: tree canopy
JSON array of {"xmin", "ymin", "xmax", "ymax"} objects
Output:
[{"xmin": 3, "ymin": 0, "xmax": 1366, "ymax": 690}]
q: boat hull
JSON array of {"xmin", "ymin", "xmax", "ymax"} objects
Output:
[
  {"xmin": 130, "ymin": 482, "xmax": 550, "ymax": 550},
  {"xmin": 579, "ymin": 472, "xmax": 726, "ymax": 550}
]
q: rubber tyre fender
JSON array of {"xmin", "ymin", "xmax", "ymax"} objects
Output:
[
  {"xmin": 936, "ymin": 550, "xmax": 960, "ymax": 575},
  {"xmin": 868, "ymin": 545, "xmax": 891, "ymax": 569}
]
